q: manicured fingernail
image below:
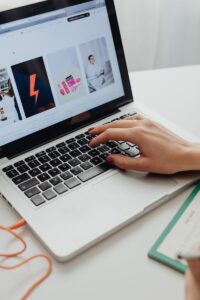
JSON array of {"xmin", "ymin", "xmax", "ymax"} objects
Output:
[{"xmin": 106, "ymin": 156, "xmax": 114, "ymax": 164}]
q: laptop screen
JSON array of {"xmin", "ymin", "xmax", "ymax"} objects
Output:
[{"xmin": 0, "ymin": 0, "xmax": 132, "ymax": 156}]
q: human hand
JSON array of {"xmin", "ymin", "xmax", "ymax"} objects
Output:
[
  {"xmin": 185, "ymin": 245, "xmax": 200, "ymax": 300},
  {"xmin": 89, "ymin": 115, "xmax": 200, "ymax": 174}
]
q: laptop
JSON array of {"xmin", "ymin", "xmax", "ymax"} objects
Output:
[{"xmin": 0, "ymin": 0, "xmax": 199, "ymax": 261}]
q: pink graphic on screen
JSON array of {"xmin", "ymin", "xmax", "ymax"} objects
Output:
[{"xmin": 58, "ymin": 75, "xmax": 81, "ymax": 96}]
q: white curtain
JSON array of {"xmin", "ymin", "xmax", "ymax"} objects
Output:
[{"xmin": 114, "ymin": 0, "xmax": 200, "ymax": 71}]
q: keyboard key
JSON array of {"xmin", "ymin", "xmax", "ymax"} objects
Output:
[
  {"xmin": 28, "ymin": 160, "xmax": 40, "ymax": 169},
  {"xmin": 6, "ymin": 169, "xmax": 19, "ymax": 179},
  {"xmin": 58, "ymin": 147, "xmax": 69, "ymax": 155},
  {"xmin": 58, "ymin": 163, "xmax": 70, "ymax": 172},
  {"xmin": 39, "ymin": 181, "xmax": 52, "ymax": 191},
  {"xmin": 100, "ymin": 153, "xmax": 109, "ymax": 160},
  {"xmin": 78, "ymin": 163, "xmax": 111, "ymax": 183},
  {"xmin": 118, "ymin": 143, "xmax": 130, "ymax": 151},
  {"xmin": 106, "ymin": 141, "xmax": 118, "ymax": 148},
  {"xmin": 46, "ymin": 146, "xmax": 56, "ymax": 153},
  {"xmin": 60, "ymin": 154, "xmax": 71, "ymax": 162},
  {"xmin": 111, "ymin": 148, "xmax": 121, "ymax": 154},
  {"xmin": 79, "ymin": 145, "xmax": 90, "ymax": 153},
  {"xmin": 68, "ymin": 142, "xmax": 79, "ymax": 151},
  {"xmin": 3, "ymin": 165, "xmax": 14, "ymax": 173},
  {"xmin": 25, "ymin": 187, "xmax": 40, "ymax": 198},
  {"xmin": 79, "ymin": 154, "xmax": 90, "ymax": 162},
  {"xmin": 29, "ymin": 168, "xmax": 41, "ymax": 177},
  {"xmin": 17, "ymin": 164, "xmax": 30, "ymax": 174},
  {"xmin": 48, "ymin": 151, "xmax": 60, "ymax": 159},
  {"xmin": 66, "ymin": 138, "xmax": 76, "ymax": 144},
  {"xmin": 56, "ymin": 142, "xmax": 66, "ymax": 148},
  {"xmin": 50, "ymin": 176, "xmax": 62, "ymax": 186},
  {"xmin": 78, "ymin": 138, "xmax": 88, "ymax": 146},
  {"xmin": 120, "ymin": 114, "xmax": 129, "ymax": 119},
  {"xmin": 75, "ymin": 134, "xmax": 85, "ymax": 140},
  {"xmin": 43, "ymin": 189, "xmax": 57, "ymax": 201},
  {"xmin": 54, "ymin": 184, "xmax": 68, "ymax": 195},
  {"xmin": 86, "ymin": 134, "xmax": 93, "ymax": 141},
  {"xmin": 125, "ymin": 147, "xmax": 140, "ymax": 157},
  {"xmin": 90, "ymin": 157, "xmax": 103, "ymax": 166},
  {"xmin": 70, "ymin": 150, "xmax": 81, "ymax": 158},
  {"xmin": 38, "ymin": 155, "xmax": 50, "ymax": 164},
  {"xmin": 88, "ymin": 149, "xmax": 100, "ymax": 157},
  {"xmin": 48, "ymin": 168, "xmax": 60, "ymax": 177},
  {"xmin": 36, "ymin": 151, "xmax": 46, "ymax": 158},
  {"xmin": 68, "ymin": 158, "xmax": 81, "ymax": 167},
  {"xmin": 50, "ymin": 158, "xmax": 62, "ymax": 167},
  {"xmin": 13, "ymin": 173, "xmax": 30, "ymax": 185},
  {"xmin": 129, "ymin": 112, "xmax": 137, "ymax": 116},
  {"xmin": 31, "ymin": 195, "xmax": 45, "ymax": 206},
  {"xmin": 60, "ymin": 171, "xmax": 73, "ymax": 181},
  {"xmin": 14, "ymin": 160, "xmax": 25, "ymax": 168},
  {"xmin": 65, "ymin": 177, "xmax": 81, "ymax": 189},
  {"xmin": 38, "ymin": 173, "xmax": 50, "ymax": 182},
  {"xmin": 98, "ymin": 145, "xmax": 110, "ymax": 153},
  {"xmin": 19, "ymin": 178, "xmax": 39, "ymax": 191},
  {"xmin": 81, "ymin": 162, "xmax": 93, "ymax": 170},
  {"xmin": 25, "ymin": 156, "xmax": 35, "ymax": 163},
  {"xmin": 39, "ymin": 163, "xmax": 52, "ymax": 172},
  {"xmin": 71, "ymin": 167, "xmax": 83, "ymax": 176}
]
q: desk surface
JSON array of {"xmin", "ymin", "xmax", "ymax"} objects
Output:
[{"xmin": 1, "ymin": 65, "xmax": 200, "ymax": 300}]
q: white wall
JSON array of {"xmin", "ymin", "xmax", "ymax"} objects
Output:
[
  {"xmin": 114, "ymin": 0, "xmax": 200, "ymax": 71},
  {"xmin": 1, "ymin": 0, "xmax": 200, "ymax": 71}
]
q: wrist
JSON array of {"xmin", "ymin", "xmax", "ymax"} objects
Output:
[{"xmin": 180, "ymin": 143, "xmax": 200, "ymax": 172}]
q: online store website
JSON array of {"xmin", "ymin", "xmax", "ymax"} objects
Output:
[{"xmin": 0, "ymin": 0, "xmax": 124, "ymax": 147}]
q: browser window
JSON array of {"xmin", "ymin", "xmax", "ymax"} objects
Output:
[{"xmin": 0, "ymin": 0, "xmax": 124, "ymax": 146}]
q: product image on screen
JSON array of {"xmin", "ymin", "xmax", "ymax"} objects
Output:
[
  {"xmin": 0, "ymin": 68, "xmax": 22, "ymax": 127},
  {"xmin": 80, "ymin": 37, "xmax": 115, "ymax": 93},
  {"xmin": 12, "ymin": 57, "xmax": 55, "ymax": 118},
  {"xmin": 47, "ymin": 47, "xmax": 87, "ymax": 105}
]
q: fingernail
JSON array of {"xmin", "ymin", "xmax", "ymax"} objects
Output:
[
  {"xmin": 106, "ymin": 156, "xmax": 114, "ymax": 164},
  {"xmin": 88, "ymin": 128, "xmax": 94, "ymax": 132}
]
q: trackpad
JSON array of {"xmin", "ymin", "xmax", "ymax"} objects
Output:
[{"xmin": 93, "ymin": 170, "xmax": 178, "ymax": 214}]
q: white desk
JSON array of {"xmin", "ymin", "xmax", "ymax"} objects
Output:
[{"xmin": 1, "ymin": 66, "xmax": 200, "ymax": 300}]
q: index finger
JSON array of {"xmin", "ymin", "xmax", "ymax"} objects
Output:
[
  {"xmin": 89, "ymin": 128, "xmax": 135, "ymax": 147},
  {"xmin": 89, "ymin": 120, "xmax": 139, "ymax": 135}
]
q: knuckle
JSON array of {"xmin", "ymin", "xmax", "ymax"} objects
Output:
[{"xmin": 143, "ymin": 118, "xmax": 154, "ymax": 128}]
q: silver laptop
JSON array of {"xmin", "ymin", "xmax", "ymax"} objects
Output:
[{"xmin": 0, "ymin": 0, "xmax": 199, "ymax": 261}]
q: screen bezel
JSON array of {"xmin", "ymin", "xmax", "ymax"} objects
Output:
[{"xmin": 0, "ymin": 0, "xmax": 133, "ymax": 158}]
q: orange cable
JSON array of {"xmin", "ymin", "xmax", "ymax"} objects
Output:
[{"xmin": 0, "ymin": 220, "xmax": 52, "ymax": 300}]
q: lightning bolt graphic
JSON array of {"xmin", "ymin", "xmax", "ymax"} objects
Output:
[{"xmin": 30, "ymin": 74, "xmax": 39, "ymax": 104}]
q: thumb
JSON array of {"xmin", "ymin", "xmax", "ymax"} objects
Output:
[{"xmin": 107, "ymin": 155, "xmax": 150, "ymax": 172}]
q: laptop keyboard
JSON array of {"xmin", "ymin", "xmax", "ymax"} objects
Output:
[{"xmin": 2, "ymin": 112, "xmax": 140, "ymax": 207}]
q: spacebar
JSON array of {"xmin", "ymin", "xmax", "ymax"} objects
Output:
[{"xmin": 78, "ymin": 163, "xmax": 112, "ymax": 182}]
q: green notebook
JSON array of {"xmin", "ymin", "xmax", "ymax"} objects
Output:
[{"xmin": 148, "ymin": 183, "xmax": 200, "ymax": 273}]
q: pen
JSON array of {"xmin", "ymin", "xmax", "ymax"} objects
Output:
[{"xmin": 177, "ymin": 252, "xmax": 200, "ymax": 260}]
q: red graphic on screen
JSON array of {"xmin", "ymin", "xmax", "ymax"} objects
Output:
[{"xmin": 30, "ymin": 74, "xmax": 39, "ymax": 104}]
